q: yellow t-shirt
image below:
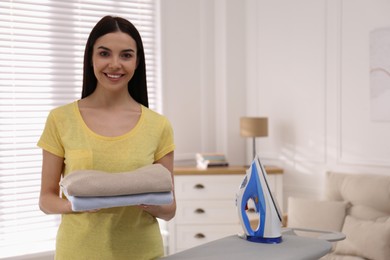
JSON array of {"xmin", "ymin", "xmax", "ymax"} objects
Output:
[{"xmin": 37, "ymin": 101, "xmax": 175, "ymax": 260}]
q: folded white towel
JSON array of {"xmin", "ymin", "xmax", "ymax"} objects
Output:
[{"xmin": 65, "ymin": 191, "xmax": 174, "ymax": 212}]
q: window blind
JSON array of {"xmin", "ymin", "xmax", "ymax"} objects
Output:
[{"xmin": 0, "ymin": 0, "xmax": 160, "ymax": 257}]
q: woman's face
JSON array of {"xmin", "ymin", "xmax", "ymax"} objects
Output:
[{"xmin": 92, "ymin": 31, "xmax": 138, "ymax": 93}]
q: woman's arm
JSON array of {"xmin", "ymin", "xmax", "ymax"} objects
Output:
[
  {"xmin": 39, "ymin": 150, "xmax": 73, "ymax": 214},
  {"xmin": 140, "ymin": 151, "xmax": 176, "ymax": 221}
]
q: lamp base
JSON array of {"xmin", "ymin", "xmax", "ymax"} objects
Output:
[{"xmin": 252, "ymin": 137, "xmax": 256, "ymax": 160}]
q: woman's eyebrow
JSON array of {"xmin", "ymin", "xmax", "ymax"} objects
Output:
[
  {"xmin": 122, "ymin": 48, "xmax": 135, "ymax": 53},
  {"xmin": 97, "ymin": 46, "xmax": 110, "ymax": 51},
  {"xmin": 97, "ymin": 46, "xmax": 135, "ymax": 53}
]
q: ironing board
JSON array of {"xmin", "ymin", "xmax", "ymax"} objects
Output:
[{"xmin": 162, "ymin": 234, "xmax": 332, "ymax": 260}]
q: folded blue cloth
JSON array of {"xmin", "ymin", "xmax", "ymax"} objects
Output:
[{"xmin": 65, "ymin": 191, "xmax": 174, "ymax": 212}]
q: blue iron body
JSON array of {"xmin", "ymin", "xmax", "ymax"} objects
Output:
[{"xmin": 236, "ymin": 155, "xmax": 282, "ymax": 243}]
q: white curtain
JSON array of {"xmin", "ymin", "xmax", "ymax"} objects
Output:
[{"xmin": 0, "ymin": 0, "xmax": 160, "ymax": 257}]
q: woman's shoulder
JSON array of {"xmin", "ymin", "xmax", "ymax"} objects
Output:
[
  {"xmin": 141, "ymin": 105, "xmax": 168, "ymax": 121},
  {"xmin": 51, "ymin": 101, "xmax": 77, "ymax": 112},
  {"xmin": 141, "ymin": 106, "xmax": 173, "ymax": 132},
  {"xmin": 48, "ymin": 101, "xmax": 78, "ymax": 118}
]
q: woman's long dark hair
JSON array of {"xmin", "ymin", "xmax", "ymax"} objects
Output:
[{"xmin": 81, "ymin": 15, "xmax": 149, "ymax": 107}]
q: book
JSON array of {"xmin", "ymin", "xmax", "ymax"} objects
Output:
[{"xmin": 196, "ymin": 153, "xmax": 229, "ymax": 169}]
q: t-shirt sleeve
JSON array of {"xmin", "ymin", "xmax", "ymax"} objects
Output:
[
  {"xmin": 154, "ymin": 117, "xmax": 175, "ymax": 161},
  {"xmin": 37, "ymin": 110, "xmax": 65, "ymax": 158}
]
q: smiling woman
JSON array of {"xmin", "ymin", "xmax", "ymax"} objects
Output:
[
  {"xmin": 37, "ymin": 15, "xmax": 175, "ymax": 260},
  {"xmin": 91, "ymin": 32, "xmax": 139, "ymax": 96},
  {"xmin": 0, "ymin": 1, "xmax": 160, "ymax": 259}
]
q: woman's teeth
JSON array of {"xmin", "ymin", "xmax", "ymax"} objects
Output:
[{"xmin": 106, "ymin": 74, "xmax": 122, "ymax": 79}]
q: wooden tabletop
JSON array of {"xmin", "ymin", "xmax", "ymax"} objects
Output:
[{"xmin": 173, "ymin": 165, "xmax": 283, "ymax": 176}]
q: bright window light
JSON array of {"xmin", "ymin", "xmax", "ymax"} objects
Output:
[{"xmin": 0, "ymin": 0, "xmax": 160, "ymax": 258}]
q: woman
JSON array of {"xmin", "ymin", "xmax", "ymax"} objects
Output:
[{"xmin": 38, "ymin": 16, "xmax": 176, "ymax": 259}]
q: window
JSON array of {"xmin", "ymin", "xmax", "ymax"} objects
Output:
[{"xmin": 0, "ymin": 0, "xmax": 160, "ymax": 257}]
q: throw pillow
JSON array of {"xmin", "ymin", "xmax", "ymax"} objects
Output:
[
  {"xmin": 287, "ymin": 197, "xmax": 348, "ymax": 232},
  {"xmin": 334, "ymin": 215, "xmax": 390, "ymax": 260}
]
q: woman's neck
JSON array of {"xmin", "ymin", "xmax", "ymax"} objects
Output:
[{"xmin": 82, "ymin": 88, "xmax": 139, "ymax": 111}]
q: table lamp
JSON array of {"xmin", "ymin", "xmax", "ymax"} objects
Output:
[{"xmin": 240, "ymin": 117, "xmax": 268, "ymax": 159}]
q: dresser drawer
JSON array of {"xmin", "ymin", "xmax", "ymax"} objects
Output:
[
  {"xmin": 175, "ymin": 200, "xmax": 239, "ymax": 224},
  {"xmin": 175, "ymin": 224, "xmax": 242, "ymax": 251},
  {"xmin": 168, "ymin": 168, "xmax": 284, "ymax": 254},
  {"xmin": 174, "ymin": 175, "xmax": 244, "ymax": 200}
]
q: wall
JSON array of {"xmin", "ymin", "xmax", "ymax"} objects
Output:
[
  {"xmin": 161, "ymin": 0, "xmax": 390, "ymax": 209},
  {"xmin": 160, "ymin": 0, "xmax": 247, "ymax": 166}
]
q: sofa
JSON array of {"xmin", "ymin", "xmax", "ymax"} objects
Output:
[{"xmin": 286, "ymin": 171, "xmax": 390, "ymax": 260}]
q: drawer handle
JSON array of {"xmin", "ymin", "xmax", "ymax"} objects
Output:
[
  {"xmin": 194, "ymin": 184, "xmax": 205, "ymax": 189},
  {"xmin": 247, "ymin": 208, "xmax": 256, "ymax": 213},
  {"xmin": 194, "ymin": 208, "xmax": 205, "ymax": 214},
  {"xmin": 194, "ymin": 233, "xmax": 206, "ymax": 239}
]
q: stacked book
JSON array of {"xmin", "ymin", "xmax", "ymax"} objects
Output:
[{"xmin": 196, "ymin": 153, "xmax": 229, "ymax": 169}]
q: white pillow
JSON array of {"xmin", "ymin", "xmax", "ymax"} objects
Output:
[
  {"xmin": 334, "ymin": 215, "xmax": 390, "ymax": 260},
  {"xmin": 287, "ymin": 197, "xmax": 348, "ymax": 232}
]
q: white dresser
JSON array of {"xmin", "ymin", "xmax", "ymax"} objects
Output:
[{"xmin": 167, "ymin": 166, "xmax": 284, "ymax": 254}]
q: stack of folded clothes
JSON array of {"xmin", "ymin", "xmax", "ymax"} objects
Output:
[{"xmin": 60, "ymin": 164, "xmax": 174, "ymax": 211}]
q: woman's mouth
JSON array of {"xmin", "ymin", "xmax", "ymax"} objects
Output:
[{"xmin": 105, "ymin": 73, "xmax": 124, "ymax": 79}]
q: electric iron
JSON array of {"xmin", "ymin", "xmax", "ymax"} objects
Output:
[{"xmin": 236, "ymin": 155, "xmax": 283, "ymax": 243}]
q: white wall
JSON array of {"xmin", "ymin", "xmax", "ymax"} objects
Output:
[
  {"xmin": 160, "ymin": 0, "xmax": 247, "ymax": 166},
  {"xmin": 161, "ymin": 0, "xmax": 390, "ymax": 209}
]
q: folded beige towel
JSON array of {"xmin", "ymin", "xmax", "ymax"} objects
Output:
[{"xmin": 60, "ymin": 164, "xmax": 173, "ymax": 197}]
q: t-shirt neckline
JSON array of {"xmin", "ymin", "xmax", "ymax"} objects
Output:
[{"xmin": 73, "ymin": 100, "xmax": 144, "ymax": 140}]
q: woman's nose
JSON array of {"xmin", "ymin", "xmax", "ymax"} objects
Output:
[{"xmin": 108, "ymin": 57, "xmax": 120, "ymax": 69}]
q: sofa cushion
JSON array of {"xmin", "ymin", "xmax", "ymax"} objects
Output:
[
  {"xmin": 334, "ymin": 215, "xmax": 390, "ymax": 260},
  {"xmin": 340, "ymin": 174, "xmax": 390, "ymax": 214},
  {"xmin": 325, "ymin": 172, "xmax": 390, "ymax": 212},
  {"xmin": 287, "ymin": 197, "xmax": 348, "ymax": 232},
  {"xmin": 349, "ymin": 205, "xmax": 389, "ymax": 221},
  {"xmin": 325, "ymin": 172, "xmax": 349, "ymax": 201},
  {"xmin": 320, "ymin": 254, "xmax": 367, "ymax": 260}
]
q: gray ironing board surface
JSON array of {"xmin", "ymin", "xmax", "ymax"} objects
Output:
[{"xmin": 162, "ymin": 234, "xmax": 332, "ymax": 260}]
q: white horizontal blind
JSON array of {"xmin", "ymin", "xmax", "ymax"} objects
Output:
[{"xmin": 0, "ymin": 0, "xmax": 160, "ymax": 258}]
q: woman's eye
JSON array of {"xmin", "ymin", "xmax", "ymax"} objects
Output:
[
  {"xmin": 122, "ymin": 53, "xmax": 133, "ymax": 59},
  {"xmin": 99, "ymin": 51, "xmax": 109, "ymax": 57}
]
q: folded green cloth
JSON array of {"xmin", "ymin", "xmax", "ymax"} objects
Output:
[{"xmin": 60, "ymin": 164, "xmax": 173, "ymax": 197}]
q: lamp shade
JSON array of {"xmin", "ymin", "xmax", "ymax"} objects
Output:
[{"xmin": 240, "ymin": 117, "xmax": 268, "ymax": 137}]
